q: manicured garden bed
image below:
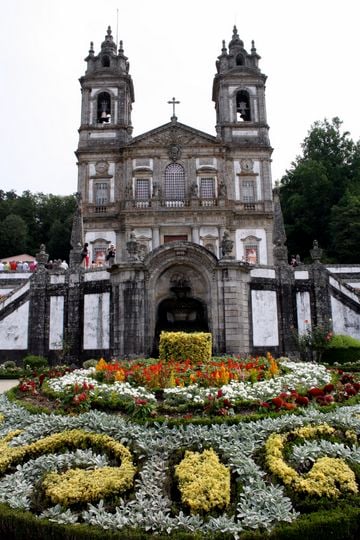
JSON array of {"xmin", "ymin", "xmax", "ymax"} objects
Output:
[{"xmin": 0, "ymin": 355, "xmax": 359, "ymax": 539}]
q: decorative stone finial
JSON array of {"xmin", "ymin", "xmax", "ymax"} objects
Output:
[
  {"xmin": 89, "ymin": 41, "xmax": 94, "ymax": 55},
  {"xmin": 310, "ymin": 240, "xmax": 323, "ymax": 263},
  {"xmin": 221, "ymin": 230, "xmax": 234, "ymax": 259},
  {"xmin": 272, "ymin": 185, "xmax": 288, "ymax": 265},
  {"xmin": 119, "ymin": 40, "xmax": 124, "ymax": 54},
  {"xmin": 126, "ymin": 231, "xmax": 139, "ymax": 261},
  {"xmin": 36, "ymin": 244, "xmax": 49, "ymax": 269}
]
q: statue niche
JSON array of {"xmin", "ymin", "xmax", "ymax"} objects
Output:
[{"xmin": 152, "ymin": 272, "xmax": 208, "ymax": 355}]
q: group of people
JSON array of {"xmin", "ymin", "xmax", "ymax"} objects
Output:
[
  {"xmin": 81, "ymin": 243, "xmax": 116, "ymax": 269},
  {"xmin": 0, "ymin": 260, "xmax": 37, "ymax": 272}
]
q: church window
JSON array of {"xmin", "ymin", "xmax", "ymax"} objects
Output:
[
  {"xmin": 242, "ymin": 179, "xmax": 256, "ymax": 203},
  {"xmin": 164, "ymin": 163, "xmax": 185, "ymax": 205},
  {"xmin": 135, "ymin": 179, "xmax": 150, "ymax": 200},
  {"xmin": 236, "ymin": 54, "xmax": 244, "ymax": 66},
  {"xmin": 97, "ymin": 92, "xmax": 111, "ymax": 123},
  {"xmin": 200, "ymin": 177, "xmax": 215, "ymax": 199},
  {"xmin": 101, "ymin": 55, "xmax": 110, "ymax": 67},
  {"xmin": 95, "ymin": 182, "xmax": 109, "ymax": 209},
  {"xmin": 236, "ymin": 90, "xmax": 251, "ymax": 121}
]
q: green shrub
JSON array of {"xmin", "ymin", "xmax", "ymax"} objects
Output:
[
  {"xmin": 2, "ymin": 361, "xmax": 17, "ymax": 370},
  {"xmin": 159, "ymin": 332, "xmax": 212, "ymax": 363},
  {"xmin": 322, "ymin": 334, "xmax": 360, "ymax": 364},
  {"xmin": 83, "ymin": 359, "xmax": 98, "ymax": 369},
  {"xmin": 22, "ymin": 355, "xmax": 48, "ymax": 370},
  {"xmin": 330, "ymin": 334, "xmax": 360, "ymax": 348}
]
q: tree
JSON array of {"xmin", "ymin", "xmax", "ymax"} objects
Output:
[
  {"xmin": 0, "ymin": 214, "xmax": 28, "ymax": 257},
  {"xmin": 280, "ymin": 118, "xmax": 360, "ymax": 262},
  {"xmin": 330, "ymin": 190, "xmax": 360, "ymax": 263},
  {"xmin": 0, "ymin": 191, "xmax": 76, "ymax": 261}
]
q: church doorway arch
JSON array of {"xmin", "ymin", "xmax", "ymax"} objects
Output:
[{"xmin": 152, "ymin": 273, "xmax": 209, "ymax": 356}]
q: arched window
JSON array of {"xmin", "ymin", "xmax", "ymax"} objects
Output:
[
  {"xmin": 101, "ymin": 55, "xmax": 110, "ymax": 67},
  {"xmin": 236, "ymin": 54, "xmax": 244, "ymax": 66},
  {"xmin": 236, "ymin": 90, "xmax": 251, "ymax": 121},
  {"xmin": 97, "ymin": 92, "xmax": 111, "ymax": 123},
  {"xmin": 164, "ymin": 163, "xmax": 185, "ymax": 206}
]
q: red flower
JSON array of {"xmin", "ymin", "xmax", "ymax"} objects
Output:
[
  {"xmin": 323, "ymin": 383, "xmax": 334, "ymax": 393},
  {"xmin": 308, "ymin": 387, "xmax": 324, "ymax": 397},
  {"xmin": 295, "ymin": 395, "xmax": 309, "ymax": 406},
  {"xmin": 271, "ymin": 397, "xmax": 284, "ymax": 408},
  {"xmin": 260, "ymin": 401, "xmax": 270, "ymax": 408},
  {"xmin": 217, "ymin": 389, "xmax": 223, "ymax": 398},
  {"xmin": 324, "ymin": 394, "xmax": 335, "ymax": 404}
]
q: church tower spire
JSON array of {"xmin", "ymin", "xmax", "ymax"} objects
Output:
[
  {"xmin": 77, "ymin": 26, "xmax": 134, "ymax": 148},
  {"xmin": 212, "ymin": 26, "xmax": 269, "ymax": 145}
]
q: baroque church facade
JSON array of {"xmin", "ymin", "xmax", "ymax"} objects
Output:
[
  {"xmin": 75, "ymin": 26, "xmax": 276, "ymax": 356},
  {"xmin": 1, "ymin": 26, "xmax": 360, "ymax": 362}
]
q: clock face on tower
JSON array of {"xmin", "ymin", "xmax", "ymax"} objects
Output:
[
  {"xmin": 95, "ymin": 161, "xmax": 109, "ymax": 175},
  {"xmin": 240, "ymin": 159, "xmax": 254, "ymax": 172}
]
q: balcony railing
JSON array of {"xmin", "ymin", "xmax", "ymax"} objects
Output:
[{"xmin": 84, "ymin": 203, "xmax": 118, "ymax": 215}]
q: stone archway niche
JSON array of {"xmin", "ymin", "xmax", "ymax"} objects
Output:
[{"xmin": 152, "ymin": 266, "xmax": 209, "ymax": 356}]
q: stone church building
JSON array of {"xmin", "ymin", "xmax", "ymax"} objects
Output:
[{"xmin": 1, "ymin": 27, "xmax": 360, "ymax": 361}]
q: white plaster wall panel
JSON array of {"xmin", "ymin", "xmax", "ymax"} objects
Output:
[
  {"xmin": 251, "ymin": 290, "xmax": 279, "ymax": 346},
  {"xmin": 329, "ymin": 276, "xmax": 360, "ymax": 304},
  {"xmin": 83, "ymin": 293, "xmax": 110, "ymax": 349},
  {"xmin": 84, "ymin": 271, "xmax": 110, "ymax": 282},
  {"xmin": 49, "ymin": 296, "xmax": 64, "ymax": 349},
  {"xmin": 296, "ymin": 292, "xmax": 312, "ymax": 334},
  {"xmin": 1, "ymin": 281, "xmax": 30, "ymax": 310},
  {"xmin": 348, "ymin": 282, "xmax": 360, "ymax": 288},
  {"xmin": 235, "ymin": 229, "xmax": 267, "ymax": 264},
  {"xmin": 250, "ymin": 268, "xmax": 275, "ymax": 279},
  {"xmin": 50, "ymin": 275, "xmax": 65, "ymax": 285},
  {"xmin": 294, "ymin": 271, "xmax": 309, "ymax": 280},
  {"xmin": 327, "ymin": 266, "xmax": 360, "ymax": 273},
  {"xmin": 0, "ymin": 301, "xmax": 29, "ymax": 349},
  {"xmin": 0, "ymin": 273, "xmax": 30, "ymax": 280},
  {"xmin": 331, "ymin": 296, "xmax": 360, "ymax": 339},
  {"xmin": 0, "ymin": 289, "xmax": 12, "ymax": 296}
]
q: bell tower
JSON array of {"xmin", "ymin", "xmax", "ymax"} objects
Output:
[
  {"xmin": 77, "ymin": 26, "xmax": 134, "ymax": 149},
  {"xmin": 212, "ymin": 26, "xmax": 270, "ymax": 147}
]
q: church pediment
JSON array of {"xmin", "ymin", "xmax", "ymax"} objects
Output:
[{"xmin": 129, "ymin": 121, "xmax": 219, "ymax": 149}]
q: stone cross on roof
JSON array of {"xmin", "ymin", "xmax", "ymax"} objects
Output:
[{"xmin": 168, "ymin": 97, "xmax": 180, "ymax": 121}]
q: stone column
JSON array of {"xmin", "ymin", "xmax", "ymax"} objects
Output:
[
  {"xmin": 218, "ymin": 260, "xmax": 251, "ymax": 354},
  {"xmin": 110, "ymin": 263, "xmax": 146, "ymax": 357}
]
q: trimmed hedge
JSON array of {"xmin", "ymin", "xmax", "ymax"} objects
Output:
[
  {"xmin": 159, "ymin": 331, "xmax": 212, "ymax": 363},
  {"xmin": 0, "ymin": 502, "xmax": 359, "ymax": 539},
  {"xmin": 323, "ymin": 334, "xmax": 360, "ymax": 364}
]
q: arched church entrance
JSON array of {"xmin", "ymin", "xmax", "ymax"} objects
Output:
[{"xmin": 152, "ymin": 272, "xmax": 209, "ymax": 356}]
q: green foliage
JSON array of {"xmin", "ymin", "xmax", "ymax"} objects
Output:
[
  {"xmin": 329, "ymin": 334, "xmax": 360, "ymax": 348},
  {"xmin": 22, "ymin": 355, "xmax": 48, "ymax": 371},
  {"xmin": 0, "ymin": 213, "xmax": 28, "ymax": 256},
  {"xmin": 322, "ymin": 334, "xmax": 360, "ymax": 364},
  {"xmin": 159, "ymin": 332, "xmax": 212, "ymax": 363},
  {"xmin": 280, "ymin": 118, "xmax": 360, "ymax": 262},
  {"xmin": 82, "ymin": 359, "xmax": 98, "ymax": 369},
  {"xmin": 0, "ymin": 190, "xmax": 76, "ymax": 260}
]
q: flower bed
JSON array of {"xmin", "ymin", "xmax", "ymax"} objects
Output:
[{"xmin": 0, "ymin": 356, "xmax": 359, "ymax": 539}]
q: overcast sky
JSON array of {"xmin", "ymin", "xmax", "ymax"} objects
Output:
[{"xmin": 1, "ymin": 0, "xmax": 359, "ymax": 196}]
